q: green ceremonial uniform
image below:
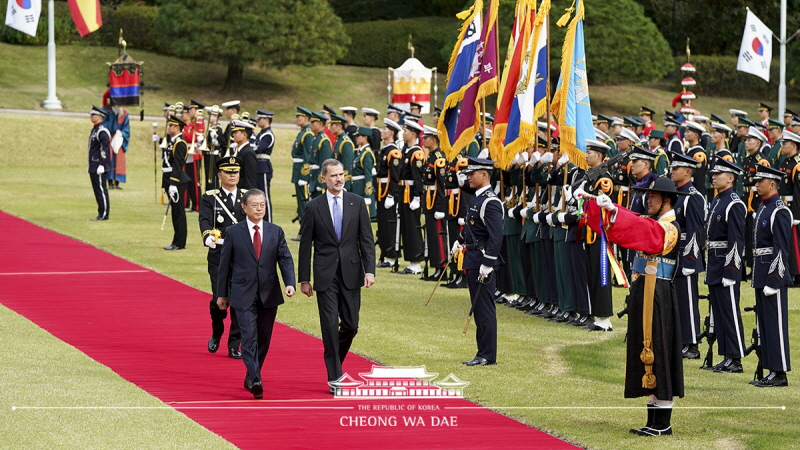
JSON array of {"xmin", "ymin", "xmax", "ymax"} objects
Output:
[
  {"xmin": 604, "ymin": 138, "xmax": 618, "ymax": 158},
  {"xmin": 522, "ymin": 160, "xmax": 549, "ymax": 302},
  {"xmin": 501, "ymin": 168, "xmax": 526, "ymax": 297},
  {"xmin": 467, "ymin": 138, "xmax": 481, "ymax": 158},
  {"xmin": 769, "ymin": 139, "xmax": 784, "ymax": 168},
  {"xmin": 311, "ymin": 130, "xmax": 333, "ymax": 198},
  {"xmin": 652, "ymin": 146, "xmax": 670, "ymax": 177},
  {"xmin": 548, "ymin": 163, "xmax": 576, "ymax": 314},
  {"xmin": 334, "ymin": 132, "xmax": 355, "ymax": 191},
  {"xmin": 291, "ymin": 124, "xmax": 314, "ymax": 222},
  {"xmin": 351, "ymin": 144, "xmax": 376, "ymax": 218}
]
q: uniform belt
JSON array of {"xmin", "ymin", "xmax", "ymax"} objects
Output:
[
  {"xmin": 402, "ymin": 180, "xmax": 415, "ymax": 186},
  {"xmin": 161, "ymin": 168, "xmax": 172, "ymax": 173},
  {"xmin": 379, "ymin": 177, "xmax": 388, "ymax": 182},
  {"xmin": 619, "ymin": 186, "xmax": 629, "ymax": 192},
  {"xmin": 309, "ymin": 164, "xmax": 320, "ymax": 170},
  {"xmin": 463, "ymin": 241, "xmax": 487, "ymax": 251},
  {"xmin": 447, "ymin": 188, "xmax": 460, "ymax": 195},
  {"xmin": 425, "ymin": 185, "xmax": 436, "ymax": 191},
  {"xmin": 632, "ymin": 254, "xmax": 677, "ymax": 280},
  {"xmin": 256, "ymin": 154, "xmax": 271, "ymax": 160},
  {"xmin": 707, "ymin": 241, "xmax": 728, "ymax": 249},
  {"xmin": 351, "ymin": 175, "xmax": 365, "ymax": 180},
  {"xmin": 754, "ymin": 247, "xmax": 773, "ymax": 256},
  {"xmin": 292, "ymin": 158, "xmax": 304, "ymax": 163},
  {"xmin": 782, "ymin": 195, "xmax": 794, "ymax": 202}
]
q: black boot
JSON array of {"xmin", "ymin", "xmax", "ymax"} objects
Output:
[
  {"xmin": 629, "ymin": 403, "xmax": 655, "ymax": 434},
  {"xmin": 632, "ymin": 407, "xmax": 672, "ymax": 436}
]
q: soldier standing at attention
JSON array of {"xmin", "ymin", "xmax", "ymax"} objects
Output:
[
  {"xmin": 254, "ymin": 109, "xmax": 275, "ymax": 223},
  {"xmin": 199, "ymin": 157, "xmax": 246, "ymax": 359},
  {"xmin": 351, "ymin": 127, "xmax": 376, "ymax": 219},
  {"xmin": 291, "ymin": 107, "xmax": 315, "ymax": 237},
  {"xmin": 88, "ymin": 105, "xmax": 111, "ymax": 221},
  {"xmin": 376, "ymin": 119, "xmax": 403, "ymax": 268},
  {"xmin": 310, "ymin": 111, "xmax": 334, "ymax": 199},
  {"xmin": 329, "ymin": 114, "xmax": 355, "ymax": 192},
  {"xmin": 163, "ymin": 116, "xmax": 191, "ymax": 250},
  {"xmin": 682, "ymin": 121, "xmax": 709, "ymax": 198},
  {"xmin": 777, "ymin": 130, "xmax": 800, "ymax": 283}
]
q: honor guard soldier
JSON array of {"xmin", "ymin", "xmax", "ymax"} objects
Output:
[
  {"xmin": 292, "ymin": 107, "xmax": 315, "ymax": 231},
  {"xmin": 669, "ymin": 153, "xmax": 708, "ymax": 360},
  {"xmin": 422, "ymin": 125, "xmax": 448, "ymax": 280},
  {"xmin": 253, "ymin": 109, "xmax": 275, "ymax": 222},
  {"xmin": 199, "ymin": 157, "xmax": 246, "ymax": 359},
  {"xmin": 443, "ymin": 148, "xmax": 470, "ymax": 288},
  {"xmin": 362, "ymin": 107, "xmax": 383, "ymax": 151},
  {"xmin": 341, "ymin": 106, "xmax": 359, "ymax": 141},
  {"xmin": 519, "ymin": 138, "xmax": 552, "ymax": 314},
  {"xmin": 183, "ymin": 99, "xmax": 205, "ymax": 212},
  {"xmin": 229, "ymin": 120, "xmax": 258, "ymax": 192},
  {"xmin": 742, "ymin": 127, "xmax": 772, "ymax": 274},
  {"xmin": 777, "ymin": 130, "xmax": 800, "ymax": 281},
  {"xmin": 767, "ymin": 119, "xmax": 785, "ymax": 167},
  {"xmin": 757, "ymin": 102, "xmax": 773, "ymax": 128},
  {"xmin": 692, "ymin": 115, "xmax": 712, "ymax": 150},
  {"xmin": 705, "ymin": 158, "xmax": 747, "ymax": 372},
  {"xmin": 594, "ymin": 114, "xmax": 618, "ymax": 155},
  {"xmin": 640, "ymin": 106, "xmax": 657, "ymax": 137},
  {"xmin": 88, "ymin": 105, "xmax": 111, "ymax": 221},
  {"xmin": 682, "ymin": 121, "xmax": 709, "ymax": 198},
  {"xmin": 221, "ymin": 100, "xmax": 241, "ymax": 155},
  {"xmin": 393, "ymin": 119, "xmax": 426, "ymax": 274},
  {"xmin": 532, "ymin": 147, "xmax": 561, "ymax": 317},
  {"xmin": 351, "ymin": 126, "xmax": 376, "ymax": 218},
  {"xmin": 751, "ymin": 164, "xmax": 793, "ymax": 387},
  {"xmin": 386, "ymin": 104, "xmax": 403, "ymax": 124},
  {"xmin": 663, "ymin": 114, "xmax": 684, "ymax": 156},
  {"xmin": 163, "ymin": 115, "xmax": 191, "ymax": 250},
  {"xmin": 376, "ymin": 119, "xmax": 403, "ymax": 268},
  {"xmin": 204, "ymin": 105, "xmax": 224, "ymax": 190},
  {"xmin": 329, "ymin": 114, "xmax": 355, "ymax": 191},
  {"xmin": 707, "ymin": 114, "xmax": 727, "ymax": 151},
  {"xmin": 623, "ymin": 147, "xmax": 660, "ymax": 277},
  {"xmin": 321, "ymin": 105, "xmax": 337, "ymax": 143},
  {"xmin": 310, "ymin": 111, "xmax": 334, "ymax": 198},
  {"xmin": 647, "ymin": 130, "xmax": 670, "ymax": 176},
  {"xmin": 783, "ymin": 108, "xmax": 798, "ymax": 127},
  {"xmin": 708, "ymin": 122, "xmax": 736, "ymax": 202},
  {"xmin": 452, "ymin": 156, "xmax": 504, "ymax": 366}
]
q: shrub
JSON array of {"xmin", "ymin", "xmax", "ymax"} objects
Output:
[{"xmin": 85, "ymin": 4, "xmax": 164, "ymax": 53}]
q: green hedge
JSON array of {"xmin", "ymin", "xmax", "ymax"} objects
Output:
[
  {"xmin": 672, "ymin": 55, "xmax": 799, "ymax": 101},
  {"xmin": 1, "ymin": 1, "xmax": 78, "ymax": 45},
  {"xmin": 340, "ymin": 16, "xmax": 460, "ymax": 69}
]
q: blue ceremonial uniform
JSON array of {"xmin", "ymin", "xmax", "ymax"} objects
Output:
[
  {"xmin": 705, "ymin": 187, "xmax": 747, "ymax": 360},
  {"xmin": 752, "ymin": 193, "xmax": 793, "ymax": 373},
  {"xmin": 666, "ymin": 132, "xmax": 684, "ymax": 156},
  {"xmin": 674, "ymin": 181, "xmax": 707, "ymax": 346},
  {"xmin": 88, "ymin": 122, "xmax": 111, "ymax": 220},
  {"xmin": 254, "ymin": 126, "xmax": 274, "ymax": 221}
]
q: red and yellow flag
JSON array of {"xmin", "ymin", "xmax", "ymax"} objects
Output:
[{"xmin": 68, "ymin": 0, "xmax": 102, "ymax": 36}]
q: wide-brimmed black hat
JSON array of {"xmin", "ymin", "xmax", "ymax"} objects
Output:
[{"xmin": 631, "ymin": 176, "xmax": 689, "ymax": 196}]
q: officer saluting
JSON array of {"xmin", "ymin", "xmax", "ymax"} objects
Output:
[
  {"xmin": 452, "ymin": 156, "xmax": 504, "ymax": 366},
  {"xmin": 199, "ymin": 157, "xmax": 247, "ymax": 359}
]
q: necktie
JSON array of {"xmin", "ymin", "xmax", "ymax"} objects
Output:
[
  {"xmin": 333, "ymin": 195, "xmax": 342, "ymax": 242},
  {"xmin": 229, "ymin": 193, "xmax": 235, "ymax": 208},
  {"xmin": 253, "ymin": 224, "xmax": 261, "ymax": 260}
]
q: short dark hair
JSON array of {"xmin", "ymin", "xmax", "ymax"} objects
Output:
[
  {"xmin": 242, "ymin": 189, "xmax": 266, "ymax": 205},
  {"xmin": 321, "ymin": 158, "xmax": 343, "ymax": 176}
]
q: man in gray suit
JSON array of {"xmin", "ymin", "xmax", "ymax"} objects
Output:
[
  {"xmin": 217, "ymin": 189, "xmax": 296, "ymax": 399},
  {"xmin": 299, "ymin": 159, "xmax": 376, "ymax": 392}
]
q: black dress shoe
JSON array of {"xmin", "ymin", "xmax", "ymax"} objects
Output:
[
  {"xmin": 244, "ymin": 377, "xmax": 254, "ymax": 391},
  {"xmin": 753, "ymin": 371, "xmax": 788, "ymax": 387},
  {"xmin": 588, "ymin": 323, "xmax": 613, "ymax": 332},
  {"xmin": 401, "ymin": 267, "xmax": 422, "ymax": 274},
  {"xmin": 208, "ymin": 336, "xmax": 220, "ymax": 353},
  {"xmin": 682, "ymin": 344, "xmax": 700, "ymax": 359},
  {"xmin": 463, "ymin": 357, "xmax": 496, "ymax": 366},
  {"xmin": 377, "ymin": 261, "xmax": 392, "ymax": 268},
  {"xmin": 163, "ymin": 245, "xmax": 185, "ymax": 251},
  {"xmin": 330, "ymin": 386, "xmax": 337, "ymax": 395},
  {"xmin": 250, "ymin": 381, "xmax": 263, "ymax": 399},
  {"xmin": 90, "ymin": 216, "xmax": 107, "ymax": 221},
  {"xmin": 228, "ymin": 348, "xmax": 243, "ymax": 359},
  {"xmin": 714, "ymin": 358, "xmax": 743, "ymax": 373}
]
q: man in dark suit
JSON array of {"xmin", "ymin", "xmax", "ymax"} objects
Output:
[
  {"xmin": 298, "ymin": 159, "xmax": 376, "ymax": 392},
  {"xmin": 217, "ymin": 189, "xmax": 296, "ymax": 399}
]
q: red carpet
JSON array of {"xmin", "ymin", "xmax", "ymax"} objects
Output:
[{"xmin": 0, "ymin": 211, "xmax": 578, "ymax": 449}]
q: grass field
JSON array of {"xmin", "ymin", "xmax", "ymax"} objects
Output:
[{"xmin": 0, "ymin": 110, "xmax": 797, "ymax": 449}]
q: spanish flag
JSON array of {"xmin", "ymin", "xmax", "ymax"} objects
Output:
[{"xmin": 68, "ymin": 0, "xmax": 102, "ymax": 36}]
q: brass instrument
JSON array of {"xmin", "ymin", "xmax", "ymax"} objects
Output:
[{"xmin": 224, "ymin": 113, "xmax": 240, "ymax": 157}]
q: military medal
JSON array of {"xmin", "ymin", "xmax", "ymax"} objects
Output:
[{"xmin": 217, "ymin": 215, "xmax": 224, "ymax": 223}]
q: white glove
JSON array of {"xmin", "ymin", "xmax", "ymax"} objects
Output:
[
  {"xmin": 573, "ymin": 185, "xmax": 587, "ymax": 200},
  {"xmin": 297, "ymin": 179, "xmax": 308, "ymax": 186},
  {"xmin": 520, "ymin": 207, "xmax": 529, "ymax": 218},
  {"xmin": 96, "ymin": 165, "xmax": 105, "ymax": 175},
  {"xmin": 763, "ymin": 286, "xmax": 778, "ymax": 296},
  {"xmin": 210, "ymin": 130, "xmax": 218, "ymax": 141},
  {"xmin": 168, "ymin": 185, "xmax": 179, "ymax": 203},
  {"xmin": 681, "ymin": 268, "xmax": 695, "ymax": 276},
  {"xmin": 793, "ymin": 220, "xmax": 800, "ymax": 226},
  {"xmin": 434, "ymin": 211, "xmax": 445, "ymax": 220},
  {"xmin": 563, "ymin": 185, "xmax": 573, "ymax": 203},
  {"xmin": 532, "ymin": 213, "xmax": 541, "ymax": 224},
  {"xmin": 545, "ymin": 214, "xmax": 554, "ymax": 226},
  {"xmin": 529, "ymin": 151, "xmax": 541, "ymax": 164},
  {"xmin": 540, "ymin": 152, "xmax": 553, "ymax": 164},
  {"xmin": 479, "ymin": 264, "xmax": 493, "ymax": 278},
  {"xmin": 196, "ymin": 134, "xmax": 204, "ymax": 144},
  {"xmin": 478, "ymin": 148, "xmax": 489, "ymax": 159},
  {"xmin": 722, "ymin": 278, "xmax": 736, "ymax": 287},
  {"xmin": 458, "ymin": 217, "xmax": 465, "ymax": 226},
  {"xmin": 409, "ymin": 197, "xmax": 421, "ymax": 211},
  {"xmin": 511, "ymin": 153, "xmax": 521, "ymax": 166},
  {"xmin": 364, "ymin": 198, "xmax": 372, "ymax": 206},
  {"xmin": 152, "ymin": 134, "xmax": 160, "ymax": 142},
  {"xmin": 456, "ymin": 172, "xmax": 467, "ymax": 186},
  {"xmin": 596, "ymin": 194, "xmax": 617, "ymax": 212},
  {"xmin": 508, "ymin": 208, "xmax": 515, "ymax": 218},
  {"xmin": 384, "ymin": 196, "xmax": 395, "ymax": 209},
  {"xmin": 204, "ymin": 235, "xmax": 217, "ymax": 249},
  {"xmin": 557, "ymin": 212, "xmax": 567, "ymax": 223},
  {"xmin": 518, "ymin": 151, "xmax": 529, "ymax": 163},
  {"xmin": 450, "ymin": 240, "xmax": 462, "ymax": 256},
  {"xmin": 752, "ymin": 212, "xmax": 757, "ymax": 220},
  {"xmin": 557, "ymin": 154, "xmax": 569, "ymax": 166}
]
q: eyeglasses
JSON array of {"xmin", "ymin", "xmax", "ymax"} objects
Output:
[{"xmin": 247, "ymin": 203, "xmax": 266, "ymax": 209}]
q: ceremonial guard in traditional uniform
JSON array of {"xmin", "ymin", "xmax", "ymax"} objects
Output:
[
  {"xmin": 376, "ymin": 119, "xmax": 403, "ymax": 268},
  {"xmin": 664, "ymin": 115, "xmax": 684, "ymax": 156},
  {"xmin": 330, "ymin": 114, "xmax": 355, "ymax": 192},
  {"xmin": 777, "ymin": 130, "xmax": 800, "ymax": 280},
  {"xmin": 522, "ymin": 138, "xmax": 553, "ymax": 315},
  {"xmin": 88, "ymin": 105, "xmax": 111, "ymax": 221},
  {"xmin": 204, "ymin": 105, "xmax": 224, "ymax": 190},
  {"xmin": 392, "ymin": 119, "xmax": 426, "ymax": 274},
  {"xmin": 253, "ymin": 110, "xmax": 275, "ymax": 223},
  {"xmin": 682, "ymin": 121, "xmax": 709, "ymax": 198},
  {"xmin": 532, "ymin": 149, "xmax": 561, "ymax": 318},
  {"xmin": 229, "ymin": 120, "xmax": 258, "ymax": 192},
  {"xmin": 199, "ymin": 157, "xmax": 246, "ymax": 359},
  {"xmin": 421, "ymin": 125, "xmax": 448, "ymax": 280},
  {"xmin": 291, "ymin": 107, "xmax": 315, "ymax": 230},
  {"xmin": 704, "ymin": 158, "xmax": 747, "ymax": 372},
  {"xmin": 669, "ymin": 153, "xmax": 708, "ymax": 360},
  {"xmin": 310, "ymin": 111, "xmax": 334, "ymax": 198},
  {"xmin": 497, "ymin": 153, "xmax": 526, "ymax": 305},
  {"xmin": 623, "ymin": 147, "xmax": 660, "ymax": 277},
  {"xmin": 351, "ymin": 126, "xmax": 376, "ymax": 218},
  {"xmin": 163, "ymin": 116, "xmax": 191, "ymax": 250},
  {"xmin": 742, "ymin": 127, "xmax": 772, "ymax": 276},
  {"xmin": 582, "ymin": 177, "xmax": 686, "ymax": 436},
  {"xmin": 751, "ymin": 165, "xmax": 793, "ymax": 387},
  {"xmin": 452, "ymin": 157, "xmax": 504, "ymax": 366}
]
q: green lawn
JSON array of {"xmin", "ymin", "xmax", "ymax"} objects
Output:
[{"xmin": 0, "ymin": 111, "xmax": 797, "ymax": 449}]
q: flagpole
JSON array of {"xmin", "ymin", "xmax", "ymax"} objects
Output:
[
  {"xmin": 42, "ymin": 0, "xmax": 62, "ymax": 110},
  {"xmin": 545, "ymin": 1, "xmax": 553, "ymax": 214},
  {"xmin": 779, "ymin": 0, "xmax": 786, "ymax": 116}
]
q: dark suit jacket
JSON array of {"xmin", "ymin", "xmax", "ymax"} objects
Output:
[
  {"xmin": 217, "ymin": 220, "xmax": 295, "ymax": 309},
  {"xmin": 299, "ymin": 191, "xmax": 375, "ymax": 291}
]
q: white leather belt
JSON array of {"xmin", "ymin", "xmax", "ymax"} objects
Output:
[
  {"xmin": 292, "ymin": 158, "xmax": 304, "ymax": 163},
  {"xmin": 619, "ymin": 186, "xmax": 629, "ymax": 192},
  {"xmin": 379, "ymin": 177, "xmax": 388, "ymax": 183},
  {"xmin": 425, "ymin": 185, "xmax": 436, "ymax": 191},
  {"xmin": 351, "ymin": 175, "xmax": 365, "ymax": 180},
  {"xmin": 782, "ymin": 195, "xmax": 794, "ymax": 202},
  {"xmin": 754, "ymin": 247, "xmax": 773, "ymax": 256},
  {"xmin": 309, "ymin": 164, "xmax": 320, "ymax": 170},
  {"xmin": 447, "ymin": 188, "xmax": 460, "ymax": 195},
  {"xmin": 161, "ymin": 168, "xmax": 172, "ymax": 173},
  {"xmin": 403, "ymin": 180, "xmax": 415, "ymax": 185},
  {"xmin": 707, "ymin": 241, "xmax": 728, "ymax": 249},
  {"xmin": 256, "ymin": 154, "xmax": 271, "ymax": 160}
]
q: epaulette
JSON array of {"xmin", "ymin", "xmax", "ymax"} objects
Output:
[
  {"xmin": 688, "ymin": 186, "xmax": 697, "ymax": 194},
  {"xmin": 240, "ymin": 189, "xmax": 248, "ymax": 194},
  {"xmin": 795, "ymin": 155, "xmax": 800, "ymax": 162},
  {"xmin": 206, "ymin": 189, "xmax": 219, "ymax": 195},
  {"xmin": 777, "ymin": 199, "xmax": 786, "ymax": 208},
  {"xmin": 731, "ymin": 193, "xmax": 741, "ymax": 201}
]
